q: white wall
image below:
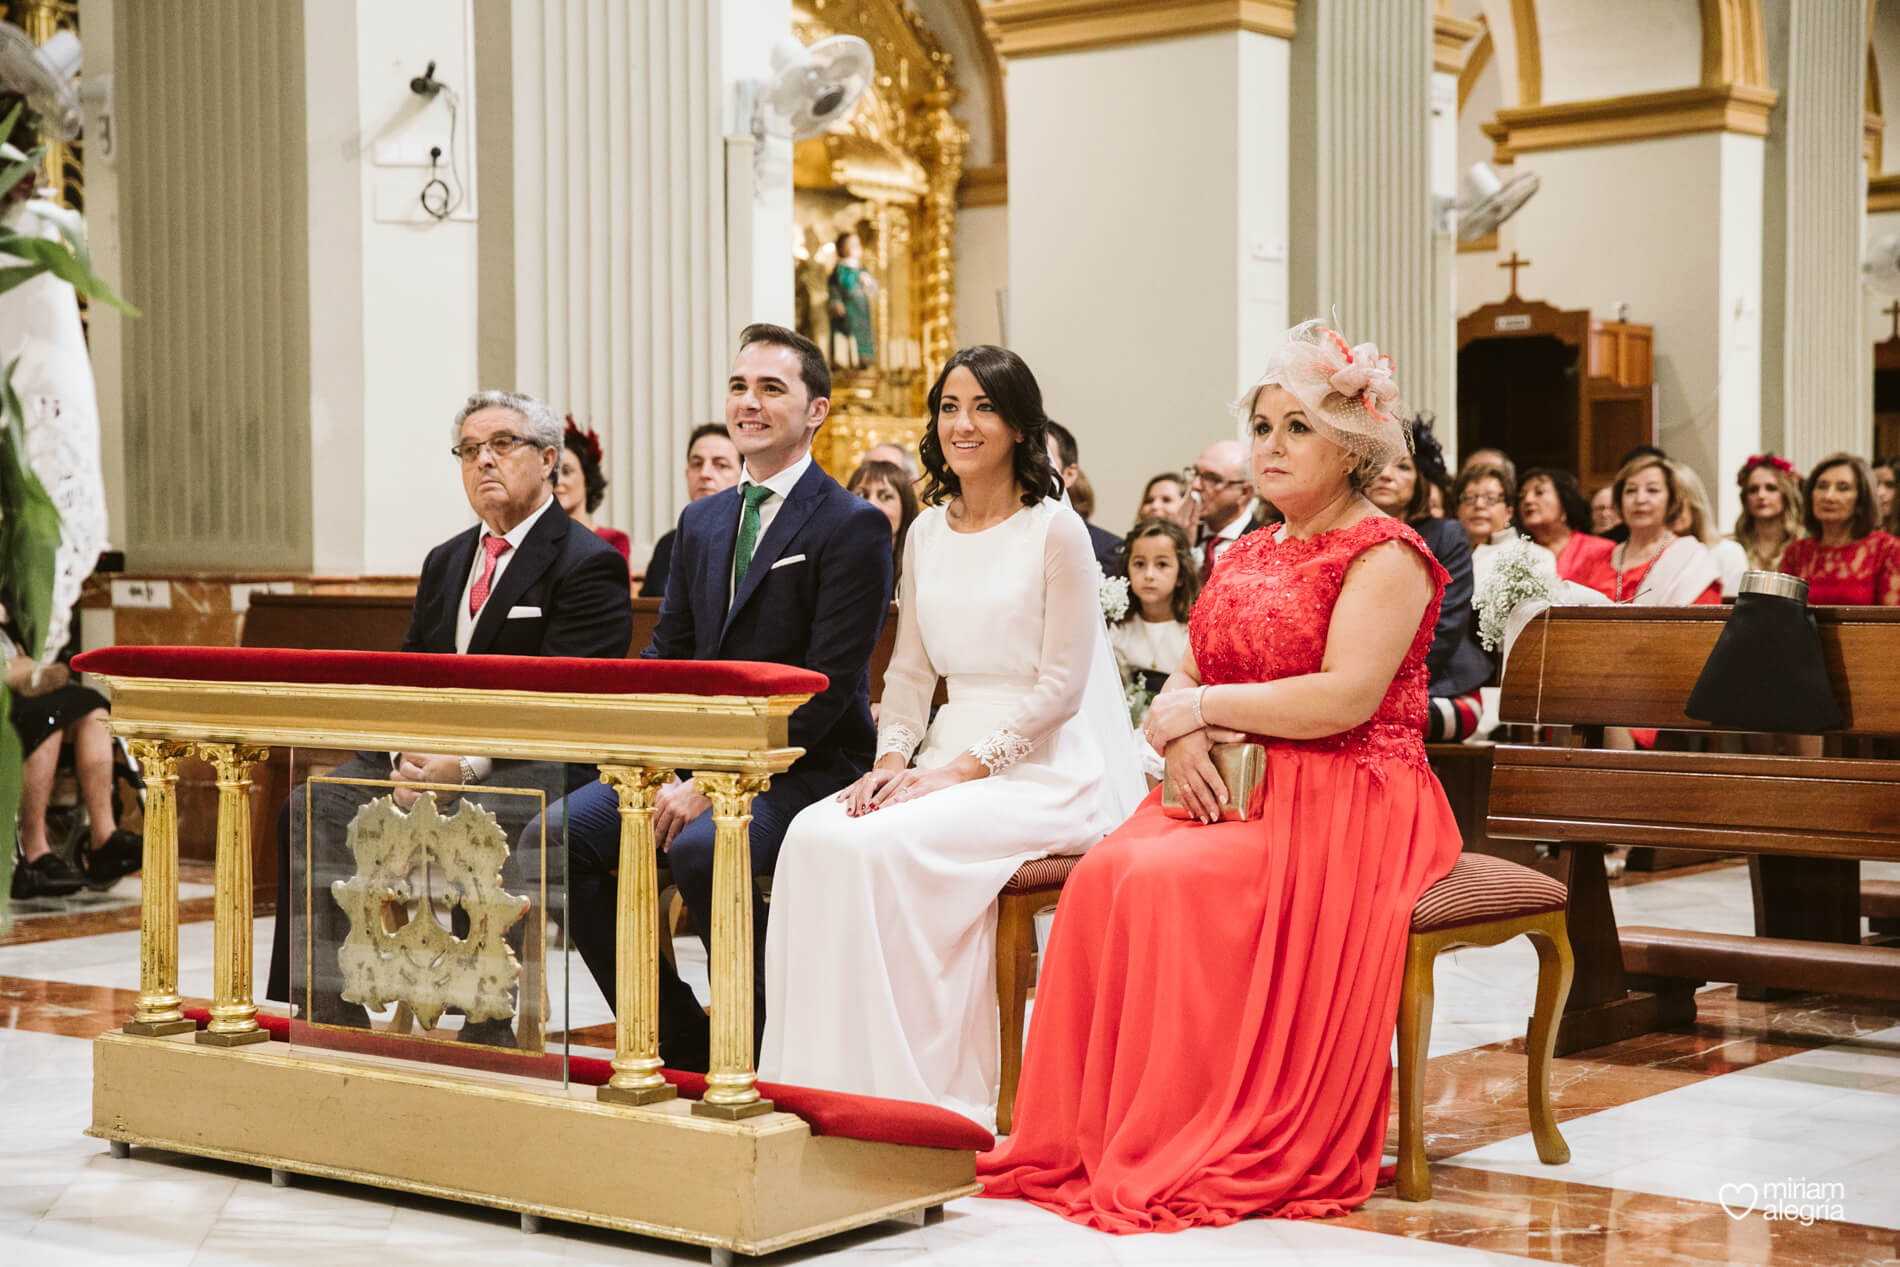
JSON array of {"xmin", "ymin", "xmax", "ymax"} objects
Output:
[
  {"xmin": 1009, "ymin": 31, "xmax": 1288, "ymax": 529},
  {"xmin": 319, "ymin": 0, "xmax": 485, "ymax": 574},
  {"xmin": 1536, "ymin": 0, "xmax": 1702, "ymax": 104},
  {"xmin": 955, "ymin": 204, "xmax": 1008, "ymax": 347},
  {"xmin": 1508, "ymin": 131, "xmax": 1764, "ymax": 520}
]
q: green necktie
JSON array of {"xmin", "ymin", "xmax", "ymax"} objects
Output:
[{"xmin": 733, "ymin": 483, "xmax": 775, "ymax": 591}]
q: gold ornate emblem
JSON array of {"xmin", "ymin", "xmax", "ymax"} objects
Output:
[{"xmin": 331, "ymin": 792, "xmax": 530, "ymax": 1029}]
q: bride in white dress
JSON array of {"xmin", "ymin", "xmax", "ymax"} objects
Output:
[{"xmin": 760, "ymin": 346, "xmax": 1145, "ymax": 1129}]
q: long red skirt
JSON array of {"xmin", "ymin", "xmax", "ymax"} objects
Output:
[{"xmin": 978, "ymin": 747, "xmax": 1462, "ymax": 1232}]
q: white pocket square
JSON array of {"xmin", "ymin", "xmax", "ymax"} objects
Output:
[
  {"xmin": 770, "ymin": 554, "xmax": 807, "ymax": 570},
  {"xmin": 506, "ymin": 605, "xmax": 543, "ymax": 618}
]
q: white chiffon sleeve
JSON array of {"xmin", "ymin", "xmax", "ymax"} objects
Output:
[
  {"xmin": 968, "ymin": 510, "xmax": 1099, "ymax": 775},
  {"xmin": 875, "ymin": 526, "xmax": 936, "ymax": 764}
]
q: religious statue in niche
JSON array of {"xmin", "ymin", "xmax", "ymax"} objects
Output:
[
  {"xmin": 828, "ymin": 229, "xmax": 879, "ymax": 368},
  {"xmin": 329, "ymin": 792, "xmax": 530, "ymax": 1030}
]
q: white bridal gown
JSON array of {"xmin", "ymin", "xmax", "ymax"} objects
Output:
[{"xmin": 760, "ymin": 498, "xmax": 1145, "ymax": 1129}]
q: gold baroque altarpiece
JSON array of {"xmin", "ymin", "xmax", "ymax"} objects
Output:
[{"xmin": 793, "ymin": 0, "xmax": 966, "ymax": 480}]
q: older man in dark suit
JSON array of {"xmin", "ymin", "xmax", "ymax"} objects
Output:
[
  {"xmin": 265, "ymin": 389, "xmax": 633, "ymax": 1030},
  {"xmin": 547, "ymin": 323, "xmax": 893, "ymax": 1072}
]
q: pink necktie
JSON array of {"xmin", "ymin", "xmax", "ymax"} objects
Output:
[{"xmin": 468, "ymin": 535, "xmax": 512, "ymax": 617}]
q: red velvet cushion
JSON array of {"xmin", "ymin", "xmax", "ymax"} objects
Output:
[
  {"xmin": 73, "ymin": 646, "xmax": 826, "ymax": 699},
  {"xmin": 182, "ymin": 1010, "xmax": 992, "ymax": 1153},
  {"xmin": 1411, "ymin": 853, "xmax": 1568, "ymax": 933}
]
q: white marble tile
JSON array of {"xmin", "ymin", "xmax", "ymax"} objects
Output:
[
  {"xmin": 0, "ymin": 1028, "xmax": 1540, "ymax": 1267},
  {"xmin": 1446, "ymin": 1024, "xmax": 1900, "ymax": 1228}
]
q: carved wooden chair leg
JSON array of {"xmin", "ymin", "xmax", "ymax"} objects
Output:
[
  {"xmin": 1524, "ymin": 914, "xmax": 1575, "ymax": 1166},
  {"xmin": 994, "ymin": 891, "xmax": 1035, "ymax": 1137},
  {"xmin": 1395, "ymin": 930, "xmax": 1439, "ymax": 1202}
]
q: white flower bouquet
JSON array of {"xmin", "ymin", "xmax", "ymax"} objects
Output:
[
  {"xmin": 1099, "ymin": 571, "xmax": 1130, "ymax": 624},
  {"xmin": 1472, "ymin": 532, "xmax": 1558, "ymax": 652}
]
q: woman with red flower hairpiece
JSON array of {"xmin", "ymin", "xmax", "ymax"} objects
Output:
[
  {"xmin": 1729, "ymin": 454, "xmax": 1802, "ymax": 574},
  {"xmin": 979, "ymin": 320, "xmax": 1462, "ymax": 1230},
  {"xmin": 1779, "ymin": 454, "xmax": 1900, "ymax": 605},
  {"xmin": 554, "ymin": 416, "xmax": 632, "ymax": 561}
]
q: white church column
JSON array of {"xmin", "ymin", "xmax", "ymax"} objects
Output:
[
  {"xmin": 1289, "ymin": 0, "xmax": 1438, "ymax": 415},
  {"xmin": 992, "ymin": 1, "xmax": 1295, "ymax": 526},
  {"xmin": 1762, "ymin": 0, "xmax": 1869, "ymax": 463},
  {"xmin": 505, "ymin": 0, "xmax": 789, "ymax": 559}
]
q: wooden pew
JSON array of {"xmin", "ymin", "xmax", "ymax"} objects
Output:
[{"xmin": 1485, "ymin": 605, "xmax": 1900, "ymax": 1055}]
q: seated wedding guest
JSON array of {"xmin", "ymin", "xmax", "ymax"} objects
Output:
[
  {"xmin": 1601, "ymin": 444, "xmax": 1667, "ymax": 545},
  {"xmin": 1874, "ymin": 456, "xmax": 1895, "ymax": 528},
  {"xmin": 1606, "ymin": 453, "xmax": 1721, "ymax": 605},
  {"xmin": 5, "ymin": 643, "xmax": 139, "ymax": 896},
  {"xmin": 980, "ymin": 320, "xmax": 1461, "ymax": 1229},
  {"xmin": 845, "ymin": 456, "xmax": 920, "ymax": 575},
  {"xmin": 264, "ymin": 390, "xmax": 633, "ymax": 1029},
  {"xmin": 1136, "ymin": 471, "xmax": 1187, "ymax": 523},
  {"xmin": 1671, "ymin": 461, "xmax": 1747, "ymax": 596},
  {"xmin": 1460, "ymin": 446, "xmax": 1517, "ymax": 487},
  {"xmin": 1044, "ymin": 418, "xmax": 1123, "ymax": 571},
  {"xmin": 1731, "ymin": 453, "xmax": 1802, "ymax": 574},
  {"xmin": 863, "ymin": 440, "xmax": 919, "ymax": 482},
  {"xmin": 1173, "ymin": 439, "xmax": 1258, "ymax": 581},
  {"xmin": 1590, "ymin": 483, "xmax": 1620, "ymax": 535},
  {"xmin": 1869, "ymin": 455, "xmax": 1900, "ymax": 535},
  {"xmin": 1453, "ymin": 461, "xmax": 1514, "ymax": 590},
  {"xmin": 760, "ymin": 345, "xmax": 1145, "ymax": 1129},
  {"xmin": 1780, "ymin": 453, "xmax": 1900, "ymax": 605},
  {"xmin": 554, "ymin": 415, "xmax": 630, "ymax": 561},
  {"xmin": 1109, "ymin": 519, "xmax": 1199, "ymax": 727},
  {"xmin": 639, "ymin": 423, "xmax": 742, "ymax": 597},
  {"xmin": 1367, "ymin": 422, "xmax": 1488, "ymax": 739},
  {"xmin": 551, "ymin": 324, "xmax": 894, "ymax": 1072},
  {"xmin": 1425, "ymin": 478, "xmax": 1446, "ymax": 518},
  {"xmin": 1516, "ymin": 467, "xmax": 1615, "ymax": 597}
]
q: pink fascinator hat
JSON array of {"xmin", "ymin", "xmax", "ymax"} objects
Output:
[{"xmin": 1236, "ymin": 320, "xmax": 1412, "ymax": 470}]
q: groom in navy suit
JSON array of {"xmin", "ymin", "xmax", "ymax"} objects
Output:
[{"xmin": 558, "ymin": 323, "xmax": 893, "ymax": 1071}]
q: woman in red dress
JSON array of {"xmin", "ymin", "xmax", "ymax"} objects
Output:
[
  {"xmin": 978, "ymin": 322, "xmax": 1463, "ymax": 1231},
  {"xmin": 1516, "ymin": 467, "xmax": 1615, "ymax": 598},
  {"xmin": 1779, "ymin": 453, "xmax": 1900, "ymax": 605},
  {"xmin": 554, "ymin": 417, "xmax": 633, "ymax": 560}
]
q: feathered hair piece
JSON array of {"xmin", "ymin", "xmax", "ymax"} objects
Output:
[
  {"xmin": 1408, "ymin": 413, "xmax": 1448, "ymax": 487},
  {"xmin": 563, "ymin": 414, "xmax": 602, "ymax": 467},
  {"xmin": 1236, "ymin": 320, "xmax": 1411, "ymax": 469}
]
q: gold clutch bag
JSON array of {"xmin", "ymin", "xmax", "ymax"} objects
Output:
[{"xmin": 1161, "ymin": 742, "xmax": 1267, "ymax": 822}]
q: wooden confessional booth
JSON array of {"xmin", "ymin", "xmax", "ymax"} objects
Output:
[{"xmin": 1457, "ymin": 292, "xmax": 1656, "ymax": 489}]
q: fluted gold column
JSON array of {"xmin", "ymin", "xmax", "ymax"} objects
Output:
[
  {"xmin": 691, "ymin": 771, "xmax": 773, "ymax": 1120},
  {"xmin": 596, "ymin": 765, "xmax": 677, "ymax": 1108},
  {"xmin": 121, "ymin": 739, "xmax": 196, "ymax": 1036},
  {"xmin": 195, "ymin": 743, "xmax": 272, "ymax": 1046},
  {"xmin": 917, "ymin": 90, "xmax": 967, "ymax": 392}
]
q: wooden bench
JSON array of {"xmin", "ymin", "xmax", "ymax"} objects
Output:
[{"xmin": 1485, "ymin": 605, "xmax": 1900, "ymax": 1055}]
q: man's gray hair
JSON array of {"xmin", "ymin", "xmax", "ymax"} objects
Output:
[{"xmin": 452, "ymin": 390, "xmax": 563, "ymax": 451}]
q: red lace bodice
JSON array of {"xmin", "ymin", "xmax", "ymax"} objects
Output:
[
  {"xmin": 1189, "ymin": 515, "xmax": 1448, "ymax": 774},
  {"xmin": 1780, "ymin": 532, "xmax": 1900, "ymax": 606}
]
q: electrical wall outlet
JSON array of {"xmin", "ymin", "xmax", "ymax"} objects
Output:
[{"xmin": 373, "ymin": 137, "xmax": 451, "ymax": 167}]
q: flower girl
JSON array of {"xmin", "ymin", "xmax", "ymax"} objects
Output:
[{"xmin": 1108, "ymin": 519, "xmax": 1199, "ymax": 726}]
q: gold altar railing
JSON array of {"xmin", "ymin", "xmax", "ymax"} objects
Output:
[{"xmin": 91, "ymin": 663, "xmax": 811, "ymax": 1118}]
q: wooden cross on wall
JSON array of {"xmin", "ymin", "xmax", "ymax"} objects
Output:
[
  {"xmin": 1885, "ymin": 300, "xmax": 1900, "ymax": 342},
  {"xmin": 1500, "ymin": 251, "xmax": 1531, "ymax": 300}
]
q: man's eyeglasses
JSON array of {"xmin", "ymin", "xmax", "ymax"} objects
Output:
[
  {"xmin": 451, "ymin": 433, "xmax": 537, "ymax": 464},
  {"xmin": 1183, "ymin": 466, "xmax": 1249, "ymax": 490}
]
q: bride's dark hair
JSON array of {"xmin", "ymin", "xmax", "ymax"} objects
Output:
[{"xmin": 918, "ymin": 345, "xmax": 1066, "ymax": 509}]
